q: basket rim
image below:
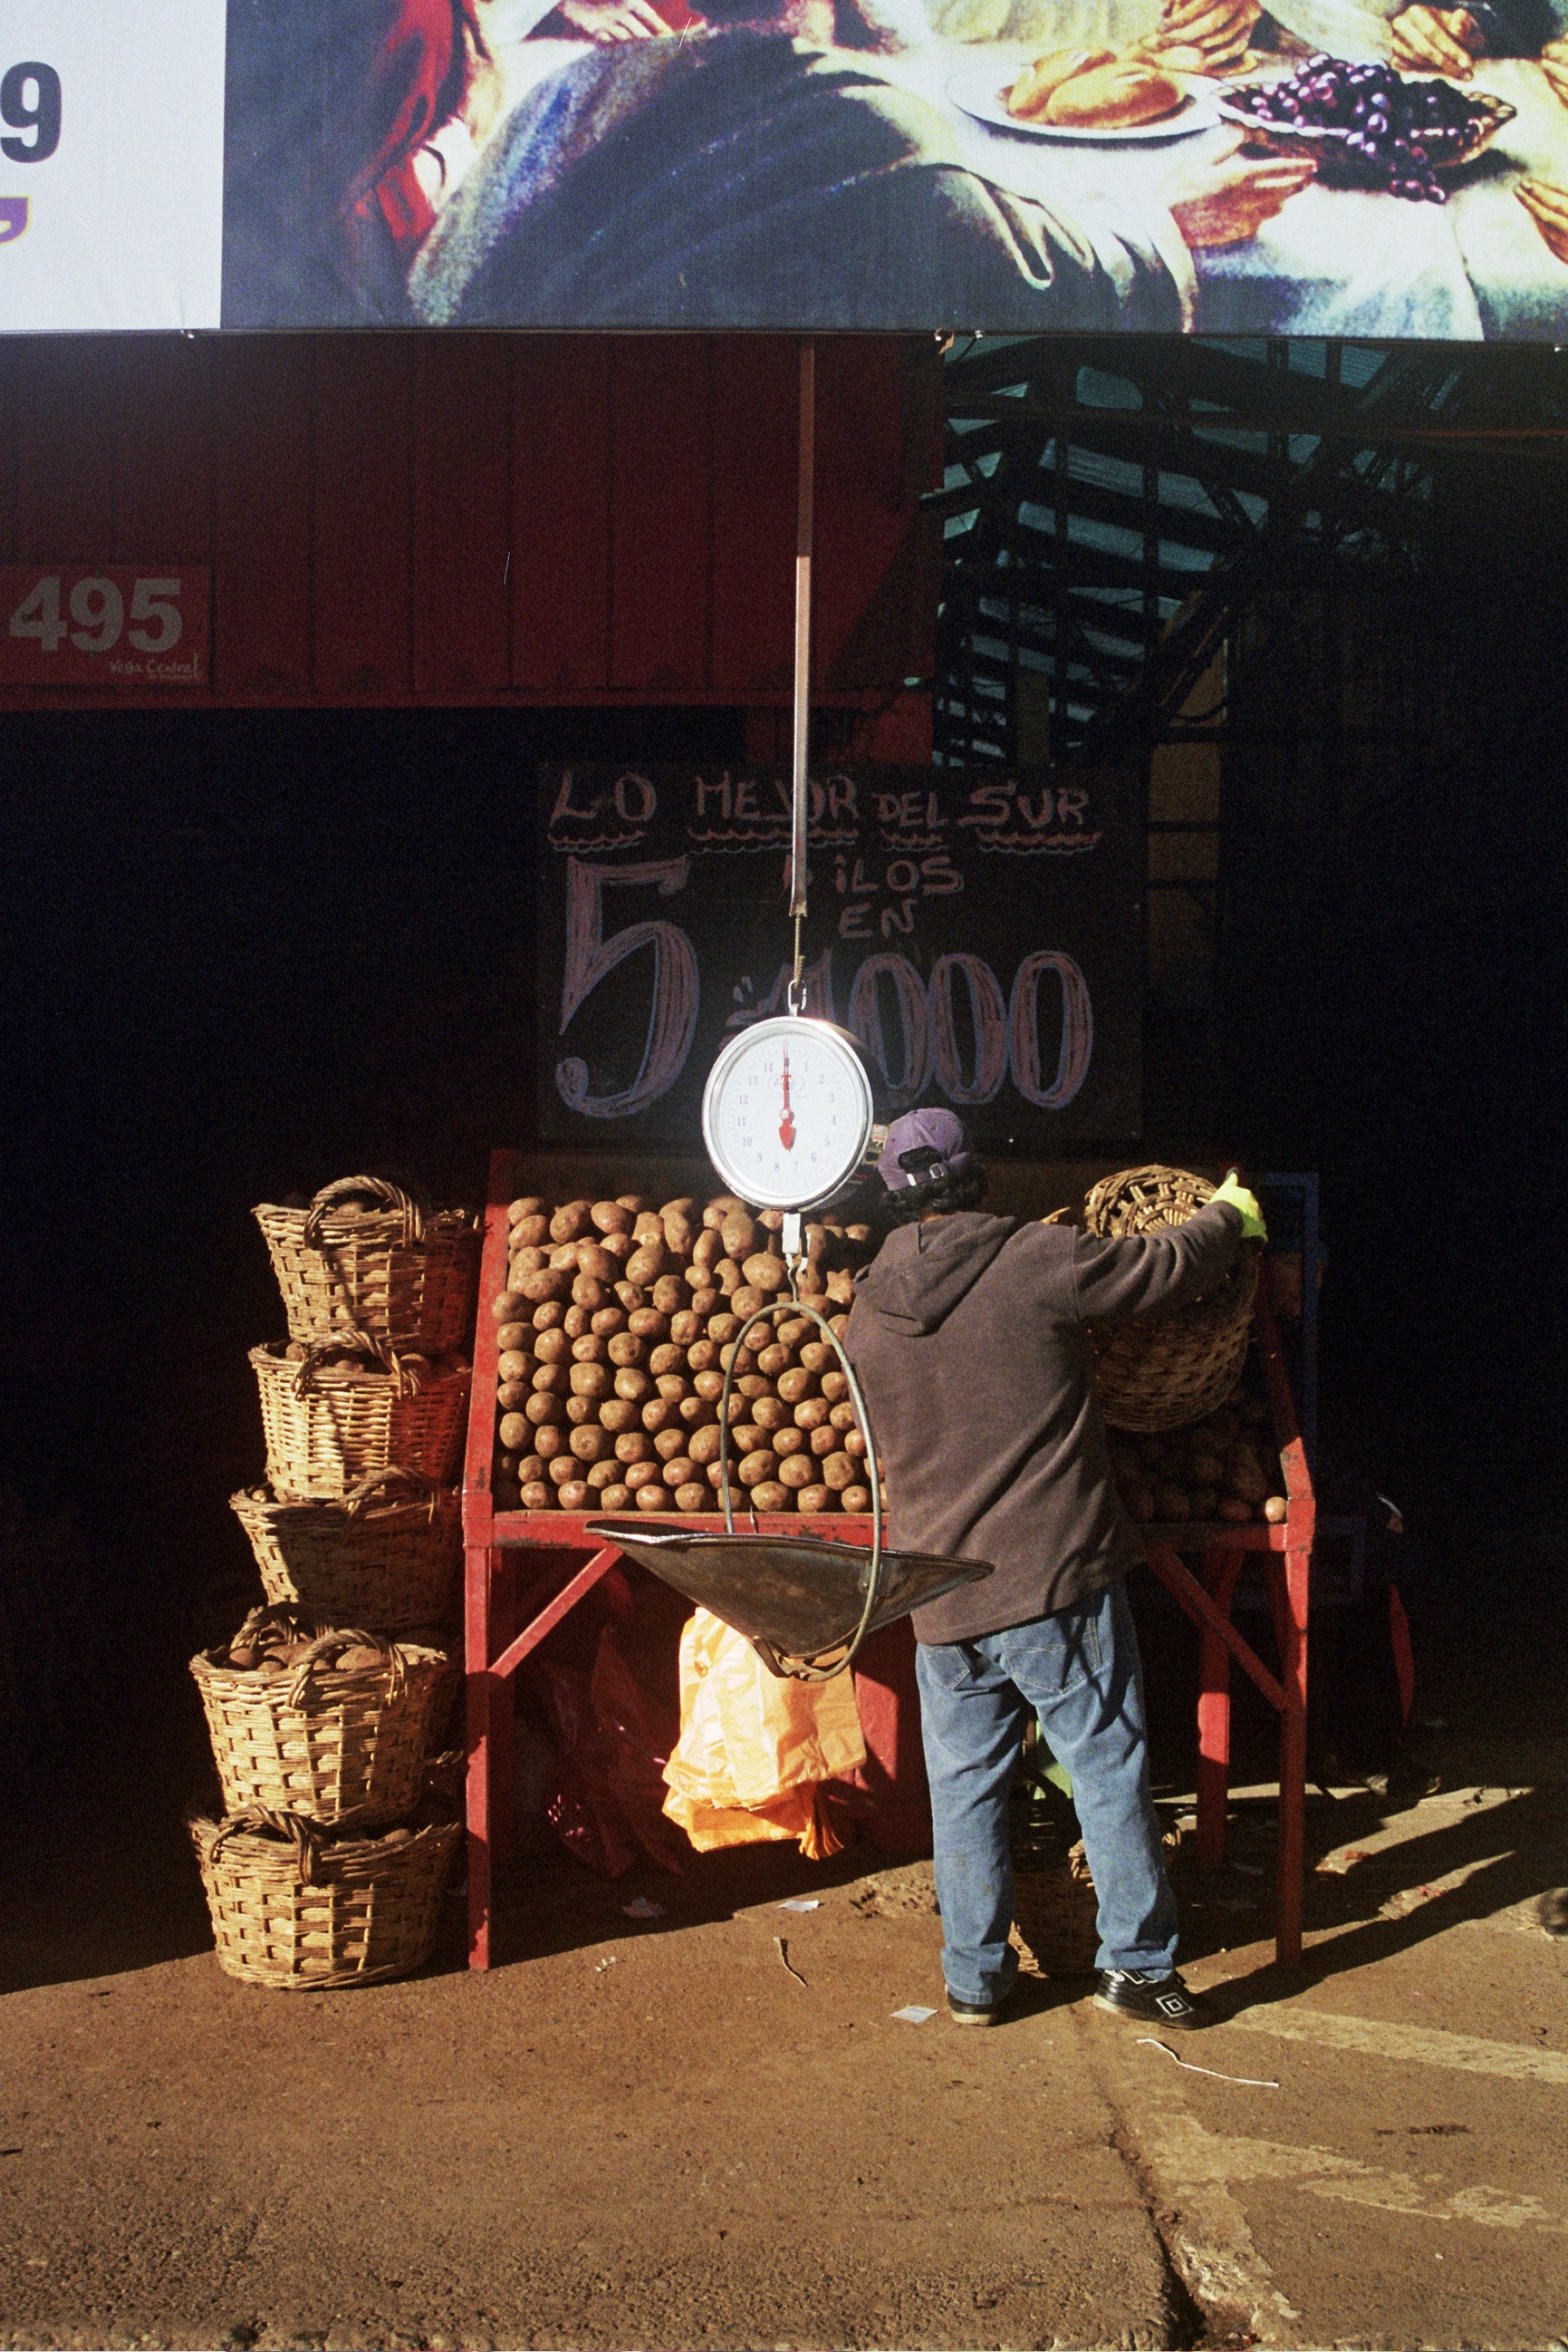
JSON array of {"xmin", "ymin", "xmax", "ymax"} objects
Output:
[{"xmin": 189, "ymin": 1638, "xmax": 452, "ymax": 1687}]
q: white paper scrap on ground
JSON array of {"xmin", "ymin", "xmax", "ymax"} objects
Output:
[
  {"xmin": 622, "ymin": 1897, "xmax": 666, "ymax": 1919},
  {"xmin": 893, "ymin": 2005, "xmax": 937, "ymax": 2024},
  {"xmin": 777, "ymin": 1898, "xmax": 820, "ymax": 1912}
]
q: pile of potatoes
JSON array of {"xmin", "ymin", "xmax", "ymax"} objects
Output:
[
  {"xmin": 1108, "ymin": 1388, "xmax": 1288, "ymax": 1526},
  {"xmin": 490, "ymin": 1192, "xmax": 883, "ymax": 1518}
]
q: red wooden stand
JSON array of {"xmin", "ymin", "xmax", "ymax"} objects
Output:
[{"xmin": 463, "ymin": 1152, "xmax": 1314, "ymax": 1971}]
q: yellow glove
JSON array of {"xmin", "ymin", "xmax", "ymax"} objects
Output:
[{"xmin": 1210, "ymin": 1171, "xmax": 1266, "ymax": 1243}]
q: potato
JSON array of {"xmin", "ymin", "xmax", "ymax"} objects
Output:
[
  {"xmin": 757, "ymin": 1208, "xmax": 784, "ymax": 1234},
  {"xmin": 510, "ymin": 1245, "xmax": 550, "ymax": 1275},
  {"xmin": 628, "ymin": 1307, "xmax": 668, "ymax": 1341},
  {"xmin": 688, "ymin": 1424, "xmax": 724, "ymax": 1466},
  {"xmin": 688, "ymin": 1287, "xmax": 720, "ymax": 1320},
  {"xmin": 623, "ymin": 1458, "xmax": 660, "ymax": 1490},
  {"xmin": 655, "ymin": 1373, "xmax": 690, "ymax": 1403},
  {"xmin": 550, "ymin": 1203, "xmax": 593, "ymax": 1243},
  {"xmin": 704, "ymin": 1460, "xmax": 729, "ymax": 1490},
  {"xmin": 492, "ymin": 1289, "xmax": 528, "ymax": 1323},
  {"xmin": 1156, "ymin": 1484, "xmax": 1191, "ymax": 1521},
  {"xmin": 636, "ymin": 1482, "xmax": 673, "ymax": 1512},
  {"xmin": 631, "ymin": 1210, "xmax": 664, "ymax": 1242},
  {"xmin": 707, "ymin": 1312, "xmax": 741, "ymax": 1346},
  {"xmin": 737, "ymin": 1374, "xmax": 768, "ymax": 1400},
  {"xmin": 576, "ymin": 1242, "xmax": 616, "ymax": 1282},
  {"xmin": 713, "ymin": 1259, "xmax": 742, "ymax": 1294},
  {"xmin": 563, "ymin": 1304, "xmax": 592, "ymax": 1340},
  {"xmin": 687, "ymin": 1338, "xmax": 720, "ymax": 1375},
  {"xmin": 796, "ymin": 1265, "xmax": 827, "ymax": 1299},
  {"xmin": 840, "ymin": 1485, "xmax": 871, "ymax": 1515},
  {"xmin": 497, "ymin": 1348, "xmax": 532, "ymax": 1384},
  {"xmin": 521, "ymin": 1481, "xmax": 554, "ymax": 1511},
  {"xmin": 648, "ymin": 1342, "xmax": 685, "ymax": 1377},
  {"xmin": 548, "ymin": 1455, "xmax": 577, "ymax": 1486},
  {"xmin": 821, "ymin": 1452, "xmax": 856, "ymax": 1492},
  {"xmin": 720, "ymin": 1210, "xmax": 756, "ymax": 1261},
  {"xmin": 843, "ymin": 1429, "xmax": 867, "ymax": 1459},
  {"xmin": 829, "ymin": 1315, "xmax": 851, "ymax": 1339},
  {"xmin": 534, "ymin": 1423, "xmax": 565, "ymax": 1459},
  {"xmin": 742, "ymin": 1254, "xmax": 788, "ymax": 1294},
  {"xmin": 704, "ymin": 1195, "xmax": 743, "ymax": 1227},
  {"xmin": 608, "ymin": 1333, "xmax": 647, "ymax": 1370},
  {"xmin": 808, "ymin": 1424, "xmax": 838, "ymax": 1459},
  {"xmin": 570, "ymin": 1424, "xmax": 611, "ymax": 1464},
  {"xmin": 591, "ymin": 1200, "xmax": 632, "ymax": 1236},
  {"xmin": 1229, "ymin": 1457, "xmax": 1268, "ymax": 1506},
  {"xmin": 692, "ymin": 1367, "xmax": 726, "ymax": 1402},
  {"xmin": 557, "ymin": 1480, "xmax": 590, "ymax": 1512},
  {"xmin": 612, "ymin": 1368, "xmax": 652, "ymax": 1406},
  {"xmin": 572, "ymin": 1275, "xmax": 610, "ymax": 1315},
  {"xmin": 598, "ymin": 1397, "xmax": 641, "ymax": 1435},
  {"xmin": 738, "ymin": 1449, "xmax": 776, "ymax": 1488},
  {"xmin": 674, "ymin": 1483, "xmax": 709, "ymax": 1515},
  {"xmin": 820, "ymin": 1370, "xmax": 851, "ymax": 1404},
  {"xmin": 532, "ymin": 1298, "xmax": 565, "ymax": 1332},
  {"xmin": 799, "ymin": 1341, "xmax": 834, "ymax": 1374},
  {"xmin": 616, "ymin": 1194, "xmax": 647, "ymax": 1214},
  {"xmin": 742, "ymin": 1396, "xmax": 781, "ymax": 1433},
  {"xmin": 524, "ymin": 1392, "xmax": 564, "ymax": 1428},
  {"xmin": 495, "ymin": 1322, "xmax": 530, "ymax": 1355},
  {"xmin": 771, "ymin": 1425, "xmax": 808, "ymax": 1457},
  {"xmin": 796, "ymin": 1484, "xmax": 832, "ymax": 1515},
  {"xmin": 756, "ymin": 1343, "xmax": 794, "ymax": 1378},
  {"xmin": 615, "ymin": 1282, "xmax": 646, "ymax": 1313},
  {"xmin": 532, "ymin": 1362, "xmax": 568, "ymax": 1396},
  {"xmin": 1263, "ymin": 1494, "xmax": 1288, "ymax": 1523},
  {"xmin": 571, "ymin": 1334, "xmax": 607, "ymax": 1366},
  {"xmin": 533, "ymin": 1327, "xmax": 569, "ymax": 1366},
  {"xmin": 591, "ymin": 1305, "xmax": 627, "ymax": 1338},
  {"xmin": 826, "ymin": 1270, "xmax": 856, "ymax": 1306},
  {"xmin": 499, "ymin": 1411, "xmax": 531, "ymax": 1451},
  {"xmin": 519, "ymin": 1269, "xmax": 569, "ymax": 1305},
  {"xmin": 719, "ymin": 1343, "xmax": 757, "ymax": 1377},
  {"xmin": 661, "ymin": 1455, "xmax": 697, "ymax": 1490},
  {"xmin": 1189, "ymin": 1450, "xmax": 1226, "ymax": 1489},
  {"xmin": 649, "ymin": 1425, "xmax": 685, "ymax": 1462},
  {"xmin": 664, "ymin": 1213, "xmax": 695, "ymax": 1255},
  {"xmin": 668, "ymin": 1309, "xmax": 702, "ymax": 1347},
  {"xmin": 600, "ymin": 1232, "xmax": 634, "ymax": 1263},
  {"xmin": 777, "ymin": 1453, "xmax": 816, "ymax": 1490},
  {"xmin": 651, "ymin": 1276, "xmax": 686, "ymax": 1316},
  {"xmin": 508, "ymin": 1195, "xmax": 546, "ymax": 1223},
  {"xmin": 751, "ymin": 1482, "xmax": 790, "ymax": 1514},
  {"xmin": 565, "ymin": 1395, "xmax": 595, "ymax": 1425},
  {"xmin": 599, "ymin": 1483, "xmax": 632, "ymax": 1512},
  {"xmin": 497, "ymin": 1381, "xmax": 528, "ymax": 1412},
  {"xmin": 691, "ymin": 1228, "xmax": 724, "ymax": 1272},
  {"xmin": 642, "ymin": 1398, "xmax": 677, "ymax": 1434},
  {"xmin": 615, "ymin": 1431, "xmax": 652, "ymax": 1465},
  {"xmin": 794, "ymin": 1396, "xmax": 830, "ymax": 1429},
  {"xmin": 516, "ymin": 1454, "xmax": 547, "ymax": 1485},
  {"xmin": 511, "ymin": 1214, "xmax": 550, "ymax": 1250},
  {"xmin": 548, "ymin": 1242, "xmax": 581, "ymax": 1272},
  {"xmin": 586, "ymin": 1457, "xmax": 619, "ymax": 1490},
  {"xmin": 778, "ymin": 1367, "xmax": 816, "ymax": 1406},
  {"xmin": 627, "ymin": 1241, "xmax": 668, "ymax": 1284}
]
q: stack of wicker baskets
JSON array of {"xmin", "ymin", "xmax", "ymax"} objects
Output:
[{"xmin": 190, "ymin": 1176, "xmax": 478, "ymax": 1990}]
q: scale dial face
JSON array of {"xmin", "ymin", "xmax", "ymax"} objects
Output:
[{"xmin": 702, "ymin": 1015, "xmax": 876, "ymax": 1213}]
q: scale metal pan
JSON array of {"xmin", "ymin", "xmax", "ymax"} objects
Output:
[{"xmin": 586, "ymin": 1519, "xmax": 993, "ymax": 1669}]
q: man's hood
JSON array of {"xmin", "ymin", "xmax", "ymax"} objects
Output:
[{"xmin": 852, "ymin": 1211, "xmax": 1017, "ymax": 1336}]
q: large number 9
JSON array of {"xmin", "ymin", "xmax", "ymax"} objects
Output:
[
  {"xmin": 69, "ymin": 577, "xmax": 123, "ymax": 655},
  {"xmin": 1, "ymin": 64, "xmax": 61, "ymax": 165}
]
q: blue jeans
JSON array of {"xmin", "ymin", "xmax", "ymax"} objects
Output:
[{"xmin": 915, "ymin": 1581, "xmax": 1178, "ymax": 2005}]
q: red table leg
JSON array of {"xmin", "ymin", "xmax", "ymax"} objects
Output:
[
  {"xmin": 1195, "ymin": 1549, "xmax": 1243, "ymax": 1872},
  {"xmin": 1270, "ymin": 1541, "xmax": 1311, "ymax": 1965},
  {"xmin": 487, "ymin": 1552, "xmax": 517, "ymax": 1875},
  {"xmin": 465, "ymin": 1541, "xmax": 498, "ymax": 1971}
]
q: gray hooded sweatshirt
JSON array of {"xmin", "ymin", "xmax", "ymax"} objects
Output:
[{"xmin": 844, "ymin": 1203, "xmax": 1243, "ymax": 1643}]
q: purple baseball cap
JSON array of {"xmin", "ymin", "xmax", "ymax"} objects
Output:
[{"xmin": 877, "ymin": 1108, "xmax": 978, "ymax": 1191}]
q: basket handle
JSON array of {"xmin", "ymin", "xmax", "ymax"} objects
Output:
[
  {"xmin": 285, "ymin": 1626, "xmax": 405, "ymax": 1710},
  {"xmin": 342, "ymin": 1465, "xmax": 441, "ymax": 1522},
  {"xmin": 223, "ymin": 1600, "xmax": 321, "ymax": 1661},
  {"xmin": 205, "ymin": 1805, "xmax": 327, "ymax": 1883},
  {"xmin": 288, "ymin": 1327, "xmax": 397, "ymax": 1396},
  {"xmin": 304, "ymin": 1175, "xmax": 423, "ymax": 1249}
]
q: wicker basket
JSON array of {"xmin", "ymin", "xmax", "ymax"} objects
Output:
[
  {"xmin": 251, "ymin": 1330, "xmax": 470, "ymax": 1501},
  {"xmin": 190, "ymin": 1804, "xmax": 459, "ymax": 1991},
  {"xmin": 1083, "ymin": 1165, "xmax": 1258, "ymax": 1432},
  {"xmin": 254, "ymin": 1177, "xmax": 478, "ymax": 1353},
  {"xmin": 190, "ymin": 1619, "xmax": 456, "ymax": 1828},
  {"xmin": 230, "ymin": 1469, "xmax": 460, "ymax": 1631}
]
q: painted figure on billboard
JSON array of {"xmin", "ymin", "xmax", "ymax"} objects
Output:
[{"xmin": 221, "ymin": 0, "xmax": 1568, "ymax": 335}]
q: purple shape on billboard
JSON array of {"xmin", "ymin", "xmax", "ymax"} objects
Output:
[{"xmin": 0, "ymin": 199, "xmax": 29, "ymax": 246}]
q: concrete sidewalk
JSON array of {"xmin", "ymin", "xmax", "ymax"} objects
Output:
[{"xmin": 1, "ymin": 1738, "xmax": 1566, "ymax": 2352}]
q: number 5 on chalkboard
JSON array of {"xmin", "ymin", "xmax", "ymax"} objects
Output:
[{"xmin": 556, "ymin": 856, "xmax": 700, "ymax": 1120}]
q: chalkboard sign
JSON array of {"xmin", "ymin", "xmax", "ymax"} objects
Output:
[{"xmin": 535, "ymin": 764, "xmax": 1142, "ymax": 1152}]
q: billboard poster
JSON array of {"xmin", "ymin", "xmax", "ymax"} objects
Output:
[
  {"xmin": 535, "ymin": 763, "xmax": 1144, "ymax": 1149},
  {"xmin": 3, "ymin": 0, "xmax": 1568, "ymax": 336}
]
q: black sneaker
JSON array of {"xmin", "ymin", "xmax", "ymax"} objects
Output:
[
  {"xmin": 1094, "ymin": 1969, "xmax": 1207, "ymax": 2030},
  {"xmin": 947, "ymin": 1987, "xmax": 1011, "ymax": 2027}
]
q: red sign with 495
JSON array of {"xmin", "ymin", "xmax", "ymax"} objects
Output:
[{"xmin": 0, "ymin": 565, "xmax": 209, "ymax": 686}]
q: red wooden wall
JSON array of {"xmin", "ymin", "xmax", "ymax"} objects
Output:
[{"xmin": 0, "ymin": 333, "xmax": 939, "ymax": 713}]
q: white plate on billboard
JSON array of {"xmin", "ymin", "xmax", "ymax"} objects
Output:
[{"xmin": 946, "ymin": 61, "xmax": 1220, "ymax": 143}]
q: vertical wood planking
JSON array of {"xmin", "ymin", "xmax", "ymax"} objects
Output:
[
  {"xmin": 511, "ymin": 336, "xmax": 612, "ymax": 694},
  {"xmin": 113, "ymin": 339, "xmax": 215, "ymax": 564},
  {"xmin": 312, "ymin": 338, "xmax": 414, "ymax": 698},
  {"xmin": 211, "ymin": 338, "xmax": 314, "ymax": 695},
  {"xmin": 814, "ymin": 338, "xmax": 910, "ymax": 684},
  {"xmin": 14, "ymin": 339, "xmax": 118, "ymax": 564},
  {"xmin": 413, "ymin": 336, "xmax": 512, "ymax": 697},
  {"xmin": 711, "ymin": 337, "xmax": 796, "ymax": 696},
  {"xmin": 608, "ymin": 337, "xmax": 712, "ymax": 694}
]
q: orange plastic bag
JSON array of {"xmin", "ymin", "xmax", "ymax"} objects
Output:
[{"xmin": 662, "ymin": 1608, "xmax": 867, "ymax": 1859}]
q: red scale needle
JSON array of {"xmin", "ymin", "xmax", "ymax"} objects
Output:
[{"xmin": 779, "ymin": 1051, "xmax": 796, "ymax": 1151}]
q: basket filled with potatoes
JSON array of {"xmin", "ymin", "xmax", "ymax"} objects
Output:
[
  {"xmin": 490, "ymin": 1191, "xmax": 880, "ymax": 1519},
  {"xmin": 1108, "ymin": 1381, "xmax": 1288, "ymax": 1531},
  {"xmin": 250, "ymin": 1327, "xmax": 470, "ymax": 1502}
]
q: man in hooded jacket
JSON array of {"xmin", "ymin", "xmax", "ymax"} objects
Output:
[{"xmin": 845, "ymin": 1109, "xmax": 1266, "ymax": 2028}]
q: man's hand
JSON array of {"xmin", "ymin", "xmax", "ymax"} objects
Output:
[
  {"xmin": 1542, "ymin": 36, "xmax": 1568, "ymax": 107},
  {"xmin": 1389, "ymin": 5, "xmax": 1484, "ymax": 75},
  {"xmin": 1142, "ymin": 0, "xmax": 1261, "ymax": 71},
  {"xmin": 1518, "ymin": 176, "xmax": 1568, "ymax": 261},
  {"xmin": 1210, "ymin": 1171, "xmax": 1268, "ymax": 1242},
  {"xmin": 556, "ymin": 0, "xmax": 669, "ymax": 38},
  {"xmin": 1164, "ymin": 132, "xmax": 1316, "ymax": 249}
]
